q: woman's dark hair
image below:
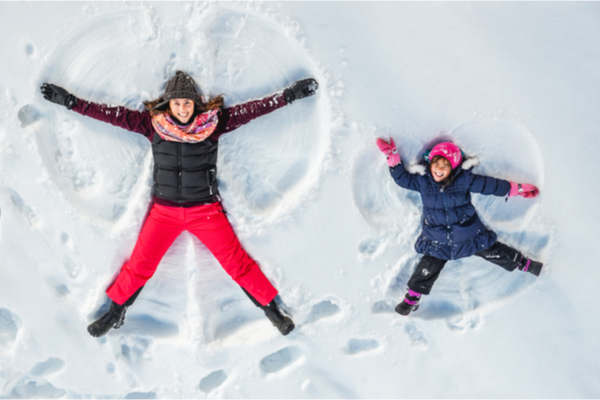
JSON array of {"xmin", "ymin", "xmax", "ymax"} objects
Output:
[{"xmin": 143, "ymin": 95, "xmax": 225, "ymax": 117}]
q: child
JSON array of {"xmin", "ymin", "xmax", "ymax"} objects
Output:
[
  {"xmin": 376, "ymin": 138, "xmax": 542, "ymax": 315},
  {"xmin": 41, "ymin": 71, "xmax": 318, "ymax": 336}
]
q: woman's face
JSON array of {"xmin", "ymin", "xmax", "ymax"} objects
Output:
[
  {"xmin": 169, "ymin": 98, "xmax": 195, "ymax": 124},
  {"xmin": 431, "ymin": 157, "xmax": 452, "ymax": 182}
]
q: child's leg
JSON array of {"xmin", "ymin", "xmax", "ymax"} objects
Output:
[
  {"xmin": 407, "ymin": 255, "xmax": 448, "ymax": 295},
  {"xmin": 396, "ymin": 256, "xmax": 447, "ymax": 315},
  {"xmin": 475, "ymin": 242, "xmax": 543, "ymax": 276}
]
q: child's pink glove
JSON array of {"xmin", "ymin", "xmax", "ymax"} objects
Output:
[
  {"xmin": 509, "ymin": 182, "xmax": 540, "ymax": 198},
  {"xmin": 376, "ymin": 137, "xmax": 401, "ymax": 167}
]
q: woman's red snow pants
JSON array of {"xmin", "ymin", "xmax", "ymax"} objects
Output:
[{"xmin": 106, "ymin": 202, "xmax": 278, "ymax": 306}]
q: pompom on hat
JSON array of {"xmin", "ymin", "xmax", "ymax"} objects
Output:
[
  {"xmin": 155, "ymin": 71, "xmax": 203, "ymax": 110},
  {"xmin": 427, "ymin": 142, "xmax": 463, "ymax": 169}
]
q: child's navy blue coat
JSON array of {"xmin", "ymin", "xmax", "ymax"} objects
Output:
[{"xmin": 390, "ymin": 162, "xmax": 511, "ymax": 260}]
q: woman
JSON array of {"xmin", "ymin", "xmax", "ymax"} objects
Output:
[{"xmin": 41, "ymin": 70, "xmax": 318, "ymax": 336}]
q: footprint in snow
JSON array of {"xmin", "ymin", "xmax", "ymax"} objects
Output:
[
  {"xmin": 305, "ymin": 300, "xmax": 340, "ymax": 324},
  {"xmin": 199, "ymin": 370, "xmax": 227, "ymax": 393},
  {"xmin": 259, "ymin": 346, "xmax": 302, "ymax": 374},
  {"xmin": 60, "ymin": 231, "xmax": 74, "ymax": 251},
  {"xmin": 118, "ymin": 336, "xmax": 153, "ymax": 367},
  {"xmin": 8, "ymin": 189, "xmax": 38, "ymax": 227},
  {"xmin": 124, "ymin": 392, "xmax": 157, "ymax": 399},
  {"xmin": 0, "ymin": 308, "xmax": 22, "ymax": 352},
  {"xmin": 64, "ymin": 256, "xmax": 82, "ymax": 279},
  {"xmin": 6, "ymin": 381, "xmax": 66, "ymax": 399},
  {"xmin": 18, "ymin": 104, "xmax": 41, "ymax": 127},
  {"xmin": 405, "ymin": 322, "xmax": 428, "ymax": 348},
  {"xmin": 30, "ymin": 357, "xmax": 66, "ymax": 377},
  {"xmin": 358, "ymin": 236, "xmax": 386, "ymax": 260},
  {"xmin": 371, "ymin": 300, "xmax": 395, "ymax": 314},
  {"xmin": 342, "ymin": 338, "xmax": 380, "ymax": 355},
  {"xmin": 25, "ymin": 42, "xmax": 35, "ymax": 56},
  {"xmin": 3, "ymin": 357, "xmax": 67, "ymax": 399},
  {"xmin": 446, "ymin": 314, "xmax": 482, "ymax": 332}
]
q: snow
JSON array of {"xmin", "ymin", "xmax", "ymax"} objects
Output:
[{"xmin": 1, "ymin": 1, "xmax": 600, "ymax": 398}]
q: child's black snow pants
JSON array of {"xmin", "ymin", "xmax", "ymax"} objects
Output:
[{"xmin": 407, "ymin": 241, "xmax": 525, "ymax": 295}]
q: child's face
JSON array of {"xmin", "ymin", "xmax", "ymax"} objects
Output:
[{"xmin": 431, "ymin": 157, "xmax": 452, "ymax": 182}]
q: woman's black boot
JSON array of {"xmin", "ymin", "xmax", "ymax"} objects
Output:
[
  {"xmin": 87, "ymin": 301, "xmax": 128, "ymax": 338},
  {"xmin": 261, "ymin": 300, "xmax": 295, "ymax": 336}
]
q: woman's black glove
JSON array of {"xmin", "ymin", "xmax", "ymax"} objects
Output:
[
  {"xmin": 283, "ymin": 78, "xmax": 318, "ymax": 104},
  {"xmin": 40, "ymin": 83, "xmax": 78, "ymax": 110}
]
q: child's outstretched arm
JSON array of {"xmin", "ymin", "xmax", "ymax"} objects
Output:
[
  {"xmin": 469, "ymin": 174, "xmax": 539, "ymax": 199},
  {"xmin": 376, "ymin": 137, "xmax": 400, "ymax": 167},
  {"xmin": 376, "ymin": 137, "xmax": 421, "ymax": 191},
  {"xmin": 507, "ymin": 182, "xmax": 539, "ymax": 198}
]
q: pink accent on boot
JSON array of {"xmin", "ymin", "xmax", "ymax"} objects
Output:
[
  {"xmin": 404, "ymin": 289, "xmax": 422, "ymax": 306},
  {"xmin": 522, "ymin": 259, "xmax": 531, "ymax": 272}
]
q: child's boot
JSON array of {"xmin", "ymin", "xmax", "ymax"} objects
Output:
[
  {"xmin": 87, "ymin": 301, "xmax": 128, "ymax": 338},
  {"xmin": 395, "ymin": 289, "xmax": 422, "ymax": 316},
  {"xmin": 517, "ymin": 255, "xmax": 543, "ymax": 277},
  {"xmin": 261, "ymin": 300, "xmax": 295, "ymax": 336}
]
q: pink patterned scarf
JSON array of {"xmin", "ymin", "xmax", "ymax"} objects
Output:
[{"xmin": 151, "ymin": 109, "xmax": 219, "ymax": 143}]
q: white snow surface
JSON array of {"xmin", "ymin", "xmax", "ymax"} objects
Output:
[{"xmin": 1, "ymin": 1, "xmax": 600, "ymax": 398}]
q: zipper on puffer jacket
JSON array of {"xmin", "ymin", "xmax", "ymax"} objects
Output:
[
  {"xmin": 177, "ymin": 144, "xmax": 182, "ymax": 201},
  {"xmin": 440, "ymin": 186, "xmax": 455, "ymax": 259},
  {"xmin": 206, "ymin": 168, "xmax": 214, "ymax": 196}
]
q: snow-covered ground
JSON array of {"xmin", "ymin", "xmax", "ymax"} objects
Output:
[{"xmin": 1, "ymin": 1, "xmax": 600, "ymax": 398}]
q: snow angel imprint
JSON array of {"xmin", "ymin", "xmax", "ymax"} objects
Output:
[
  {"xmin": 376, "ymin": 138, "xmax": 543, "ymax": 316},
  {"xmin": 41, "ymin": 70, "xmax": 319, "ymax": 337}
]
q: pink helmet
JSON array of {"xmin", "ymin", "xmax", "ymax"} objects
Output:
[{"xmin": 429, "ymin": 142, "xmax": 463, "ymax": 169}]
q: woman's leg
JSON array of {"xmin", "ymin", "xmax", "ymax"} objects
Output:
[
  {"xmin": 186, "ymin": 203, "xmax": 278, "ymax": 306},
  {"xmin": 106, "ymin": 204, "xmax": 184, "ymax": 305}
]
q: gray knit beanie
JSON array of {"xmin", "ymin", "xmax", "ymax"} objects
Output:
[{"xmin": 155, "ymin": 71, "xmax": 202, "ymax": 109}]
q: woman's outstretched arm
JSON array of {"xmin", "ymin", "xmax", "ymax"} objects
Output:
[
  {"xmin": 213, "ymin": 92, "xmax": 288, "ymax": 138},
  {"xmin": 212, "ymin": 78, "xmax": 318, "ymax": 140},
  {"xmin": 41, "ymin": 83, "xmax": 154, "ymax": 140}
]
